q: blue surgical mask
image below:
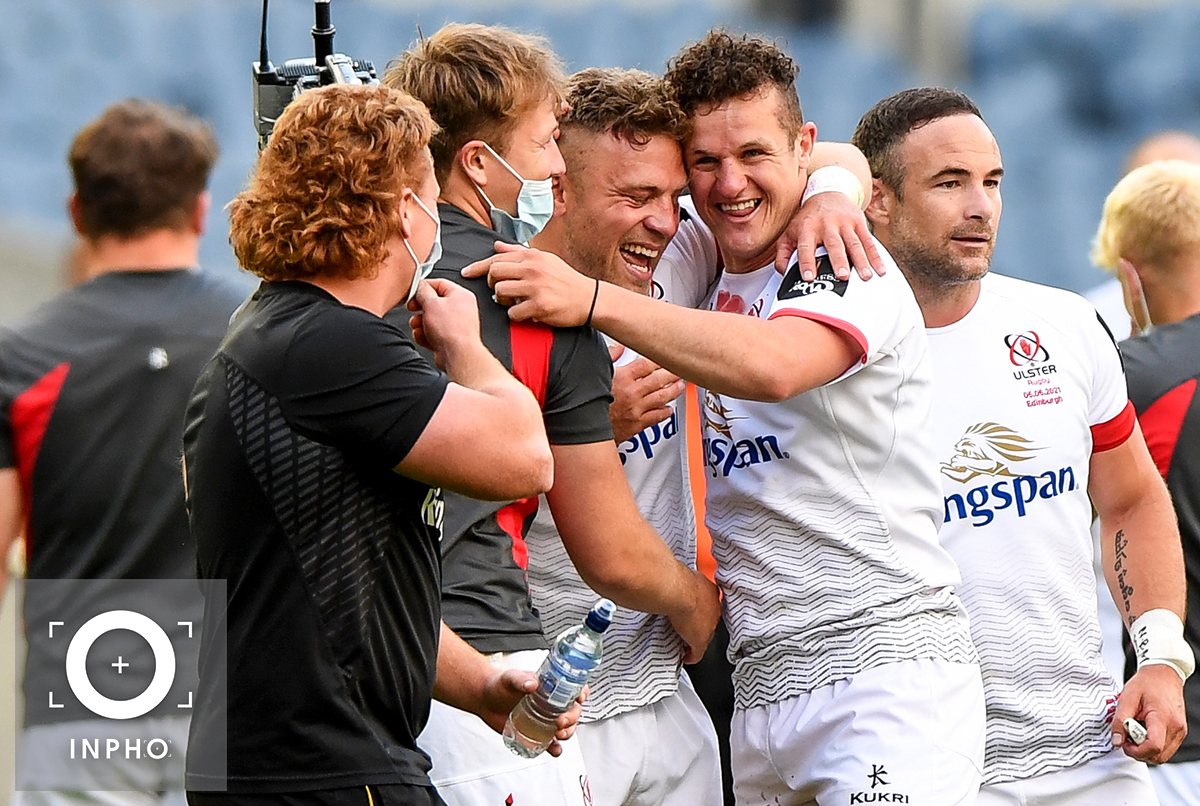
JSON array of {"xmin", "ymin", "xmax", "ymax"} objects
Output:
[
  {"xmin": 402, "ymin": 195, "xmax": 442, "ymax": 304},
  {"xmin": 475, "ymin": 143, "xmax": 555, "ymax": 244}
]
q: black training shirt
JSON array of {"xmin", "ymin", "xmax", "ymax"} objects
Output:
[
  {"xmin": 1121, "ymin": 311, "xmax": 1200, "ymax": 763},
  {"xmin": 0, "ymin": 268, "xmax": 243, "ymax": 726},
  {"xmin": 183, "ymin": 281, "xmax": 448, "ymax": 793},
  {"xmin": 385, "ymin": 204, "xmax": 614, "ymax": 654}
]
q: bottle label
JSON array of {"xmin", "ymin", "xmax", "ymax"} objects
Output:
[{"xmin": 544, "ymin": 677, "xmax": 584, "ymax": 710}]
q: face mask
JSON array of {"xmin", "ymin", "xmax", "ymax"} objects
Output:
[
  {"xmin": 402, "ymin": 194, "xmax": 441, "ymax": 304},
  {"xmin": 475, "ymin": 142, "xmax": 555, "ymax": 243}
]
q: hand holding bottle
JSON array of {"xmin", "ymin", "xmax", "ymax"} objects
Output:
[{"xmin": 503, "ymin": 599, "xmax": 615, "ymax": 758}]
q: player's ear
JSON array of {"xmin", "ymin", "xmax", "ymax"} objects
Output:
[
  {"xmin": 459, "ymin": 141, "xmax": 490, "ymax": 189},
  {"xmin": 865, "ymin": 178, "xmax": 893, "ymax": 227},
  {"xmin": 67, "ymin": 193, "xmax": 86, "ymax": 237},
  {"xmin": 191, "ymin": 192, "xmax": 211, "ymax": 237},
  {"xmin": 398, "ymin": 187, "xmax": 417, "ymax": 240}
]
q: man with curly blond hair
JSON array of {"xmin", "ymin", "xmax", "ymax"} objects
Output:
[
  {"xmin": 1094, "ymin": 159, "xmax": 1200, "ymax": 806},
  {"xmin": 181, "ymin": 84, "xmax": 566, "ymax": 806},
  {"xmin": 386, "ymin": 27, "xmax": 722, "ymax": 806},
  {"xmin": 469, "ymin": 31, "xmax": 986, "ymax": 805}
]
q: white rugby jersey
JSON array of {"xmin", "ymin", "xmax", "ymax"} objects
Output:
[
  {"xmin": 927, "ymin": 272, "xmax": 1134, "ymax": 784},
  {"xmin": 667, "ymin": 205, "xmax": 976, "ymax": 710},
  {"xmin": 525, "ymin": 205, "xmax": 719, "ymax": 722}
]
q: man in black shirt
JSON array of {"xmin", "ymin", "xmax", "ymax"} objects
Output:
[
  {"xmin": 384, "ymin": 24, "xmax": 721, "ymax": 806},
  {"xmin": 1094, "ymin": 158, "xmax": 1200, "ymax": 806},
  {"xmin": 0, "ymin": 99, "xmax": 245, "ymax": 805},
  {"xmin": 183, "ymin": 84, "xmax": 557, "ymax": 806}
]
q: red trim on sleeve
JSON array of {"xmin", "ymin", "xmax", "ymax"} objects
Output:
[
  {"xmin": 1137, "ymin": 378, "xmax": 1197, "ymax": 477},
  {"xmin": 9, "ymin": 362, "xmax": 70, "ymax": 554},
  {"xmin": 1091, "ymin": 399, "xmax": 1137, "ymax": 453},
  {"xmin": 768, "ymin": 310, "xmax": 869, "ymax": 365}
]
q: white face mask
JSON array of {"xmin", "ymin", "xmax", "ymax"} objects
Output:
[
  {"xmin": 401, "ymin": 194, "xmax": 441, "ymax": 304},
  {"xmin": 474, "ymin": 142, "xmax": 555, "ymax": 244}
]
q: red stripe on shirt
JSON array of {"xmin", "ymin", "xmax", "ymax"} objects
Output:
[
  {"xmin": 1091, "ymin": 399, "xmax": 1137, "ymax": 453},
  {"xmin": 9, "ymin": 362, "xmax": 70, "ymax": 553},
  {"xmin": 1137, "ymin": 378, "xmax": 1197, "ymax": 476},
  {"xmin": 496, "ymin": 497, "xmax": 538, "ymax": 570},
  {"xmin": 767, "ymin": 310, "xmax": 869, "ymax": 365},
  {"xmin": 505, "ymin": 322, "xmax": 553, "ymax": 568},
  {"xmin": 509, "ymin": 322, "xmax": 553, "ymax": 406}
]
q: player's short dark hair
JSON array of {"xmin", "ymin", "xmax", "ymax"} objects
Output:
[
  {"xmin": 852, "ymin": 87, "xmax": 983, "ymax": 196},
  {"xmin": 664, "ymin": 30, "xmax": 803, "ymax": 139},
  {"xmin": 562, "ymin": 68, "xmax": 689, "ymax": 146},
  {"xmin": 69, "ymin": 98, "xmax": 218, "ymax": 240}
]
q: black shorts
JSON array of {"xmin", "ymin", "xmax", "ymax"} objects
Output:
[{"xmin": 188, "ymin": 784, "xmax": 445, "ymax": 806}]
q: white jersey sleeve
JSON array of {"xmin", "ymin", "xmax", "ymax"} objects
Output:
[
  {"xmin": 654, "ymin": 196, "xmax": 719, "ymax": 310},
  {"xmin": 1079, "ymin": 297, "xmax": 1132, "ymax": 432},
  {"xmin": 765, "ymin": 241, "xmax": 908, "ymax": 381}
]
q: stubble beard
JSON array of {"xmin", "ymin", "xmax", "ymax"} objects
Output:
[{"xmin": 888, "ymin": 233, "xmax": 992, "ymax": 303}]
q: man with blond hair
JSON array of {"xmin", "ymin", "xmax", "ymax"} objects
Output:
[
  {"xmin": 1094, "ymin": 159, "xmax": 1200, "ymax": 805},
  {"xmin": 183, "ymin": 83, "xmax": 563, "ymax": 806},
  {"xmin": 385, "ymin": 25, "xmax": 721, "ymax": 806},
  {"xmin": 1085, "ymin": 130, "xmax": 1200, "ymax": 338}
]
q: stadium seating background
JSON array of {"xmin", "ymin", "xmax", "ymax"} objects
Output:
[{"xmin": 4, "ymin": 1, "xmax": 1200, "ymax": 304}]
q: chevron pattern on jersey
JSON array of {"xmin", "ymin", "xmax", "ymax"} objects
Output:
[
  {"xmin": 526, "ymin": 485, "xmax": 693, "ymax": 721},
  {"xmin": 225, "ymin": 359, "xmax": 389, "ymax": 668},
  {"xmin": 709, "ymin": 479, "xmax": 976, "ymax": 708},
  {"xmin": 958, "ymin": 523, "xmax": 1117, "ymax": 784}
]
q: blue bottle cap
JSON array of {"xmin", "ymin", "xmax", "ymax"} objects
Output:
[{"xmin": 585, "ymin": 599, "xmax": 616, "ymax": 633}]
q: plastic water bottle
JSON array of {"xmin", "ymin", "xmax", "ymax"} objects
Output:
[{"xmin": 503, "ymin": 599, "xmax": 615, "ymax": 758}]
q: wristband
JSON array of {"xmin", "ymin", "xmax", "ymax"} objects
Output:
[
  {"xmin": 801, "ymin": 165, "xmax": 866, "ymax": 208},
  {"xmin": 1130, "ymin": 608, "xmax": 1195, "ymax": 682},
  {"xmin": 584, "ymin": 278, "xmax": 600, "ymax": 328}
]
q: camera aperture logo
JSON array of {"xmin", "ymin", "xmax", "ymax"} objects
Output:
[
  {"xmin": 51, "ymin": 609, "xmax": 187, "ymax": 760},
  {"xmin": 16, "ymin": 578, "xmax": 225, "ymax": 792}
]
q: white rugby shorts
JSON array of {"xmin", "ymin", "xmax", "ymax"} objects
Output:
[
  {"xmin": 417, "ymin": 649, "xmax": 592, "ymax": 806},
  {"xmin": 977, "ymin": 746, "xmax": 1158, "ymax": 806},
  {"xmin": 732, "ymin": 657, "xmax": 985, "ymax": 805},
  {"xmin": 574, "ymin": 671, "xmax": 721, "ymax": 806}
]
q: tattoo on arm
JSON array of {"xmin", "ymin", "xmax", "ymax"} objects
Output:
[{"xmin": 1114, "ymin": 529, "xmax": 1135, "ymax": 618}]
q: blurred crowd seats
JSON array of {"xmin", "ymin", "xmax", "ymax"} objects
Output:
[{"xmin": 3, "ymin": 0, "xmax": 1197, "ymax": 295}]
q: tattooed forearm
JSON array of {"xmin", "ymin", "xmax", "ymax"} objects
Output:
[{"xmin": 1114, "ymin": 529, "xmax": 1135, "ymax": 618}]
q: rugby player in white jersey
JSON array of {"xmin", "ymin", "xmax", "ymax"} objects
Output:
[
  {"xmin": 522, "ymin": 65, "xmax": 896, "ymax": 806},
  {"xmin": 854, "ymin": 86, "xmax": 1192, "ymax": 805},
  {"xmin": 521, "ymin": 67, "xmax": 724, "ymax": 806},
  {"xmin": 468, "ymin": 30, "xmax": 987, "ymax": 806}
]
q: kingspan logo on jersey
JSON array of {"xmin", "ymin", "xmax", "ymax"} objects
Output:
[
  {"xmin": 941, "ymin": 422, "xmax": 1077, "ymax": 527},
  {"xmin": 618, "ymin": 410, "xmax": 678, "ymax": 466},
  {"xmin": 701, "ymin": 391, "xmax": 789, "ymax": 478}
]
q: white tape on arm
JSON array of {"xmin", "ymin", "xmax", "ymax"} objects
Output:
[
  {"xmin": 1130, "ymin": 609, "xmax": 1196, "ymax": 682},
  {"xmin": 801, "ymin": 165, "xmax": 866, "ymax": 208}
]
